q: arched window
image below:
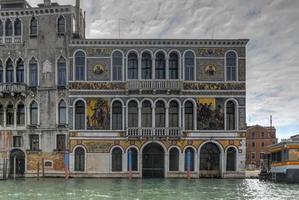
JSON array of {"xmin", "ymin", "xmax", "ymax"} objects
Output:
[
  {"xmin": 155, "ymin": 52, "xmax": 166, "ymax": 79},
  {"xmin": 57, "ymin": 57, "xmax": 66, "ymax": 87},
  {"xmin": 17, "ymin": 103, "xmax": 25, "ymax": 125},
  {"xmin": 226, "ymin": 147, "xmax": 236, "ymax": 171},
  {"xmin": 30, "ymin": 101, "xmax": 38, "ymax": 125},
  {"xmin": 6, "ymin": 59, "xmax": 14, "ymax": 83},
  {"xmin": 5, "ymin": 19, "xmax": 12, "ymax": 36},
  {"xmin": 58, "ymin": 100, "xmax": 67, "ymax": 125},
  {"xmin": 14, "ymin": 18, "xmax": 21, "ymax": 36},
  {"xmin": 128, "ymin": 52, "xmax": 138, "ymax": 79},
  {"xmin": 74, "ymin": 147, "xmax": 85, "ymax": 171},
  {"xmin": 29, "ymin": 57, "xmax": 38, "ymax": 87},
  {"xmin": 142, "ymin": 101, "xmax": 152, "ymax": 127},
  {"xmin": 169, "ymin": 52, "xmax": 179, "ymax": 79},
  {"xmin": 128, "ymin": 101, "xmax": 138, "ymax": 128},
  {"xmin": 112, "ymin": 147, "xmax": 122, "ymax": 172},
  {"xmin": 16, "ymin": 59, "xmax": 24, "ymax": 83},
  {"xmin": 75, "ymin": 100, "xmax": 85, "ymax": 130},
  {"xmin": 112, "ymin": 101, "xmax": 123, "ymax": 130},
  {"xmin": 0, "ymin": 20, "xmax": 3, "ymax": 37},
  {"xmin": 184, "ymin": 147, "xmax": 195, "ymax": 171},
  {"xmin": 142, "ymin": 52, "xmax": 152, "ymax": 79},
  {"xmin": 169, "ymin": 148, "xmax": 179, "ymax": 171},
  {"xmin": 75, "ymin": 51, "xmax": 85, "ymax": 81},
  {"xmin": 169, "ymin": 101, "xmax": 179, "ymax": 128},
  {"xmin": 155, "ymin": 101, "xmax": 166, "ymax": 127},
  {"xmin": 57, "ymin": 16, "xmax": 65, "ymax": 33},
  {"xmin": 0, "ymin": 60, "xmax": 3, "ymax": 83},
  {"xmin": 127, "ymin": 148, "xmax": 138, "ymax": 171},
  {"xmin": 30, "ymin": 17, "xmax": 38, "ymax": 35},
  {"xmin": 0, "ymin": 105, "xmax": 4, "ymax": 126},
  {"xmin": 226, "ymin": 51, "xmax": 237, "ymax": 81},
  {"xmin": 112, "ymin": 51, "xmax": 123, "ymax": 81},
  {"xmin": 226, "ymin": 101, "xmax": 236, "ymax": 130},
  {"xmin": 184, "ymin": 51, "xmax": 195, "ymax": 81},
  {"xmin": 6, "ymin": 103, "xmax": 14, "ymax": 126},
  {"xmin": 184, "ymin": 101, "xmax": 194, "ymax": 130}
]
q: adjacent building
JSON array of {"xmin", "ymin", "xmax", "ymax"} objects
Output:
[
  {"xmin": 246, "ymin": 125, "xmax": 277, "ymax": 169},
  {"xmin": 0, "ymin": 0, "xmax": 248, "ymax": 179}
]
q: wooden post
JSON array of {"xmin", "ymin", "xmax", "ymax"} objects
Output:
[
  {"xmin": 37, "ymin": 161, "xmax": 40, "ymax": 179},
  {"xmin": 13, "ymin": 156, "xmax": 16, "ymax": 180},
  {"xmin": 187, "ymin": 150, "xmax": 191, "ymax": 180},
  {"xmin": 128, "ymin": 149, "xmax": 132, "ymax": 180},
  {"xmin": 42, "ymin": 158, "xmax": 45, "ymax": 177}
]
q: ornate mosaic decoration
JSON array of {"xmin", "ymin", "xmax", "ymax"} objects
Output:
[
  {"xmin": 197, "ymin": 48, "xmax": 226, "ymax": 57},
  {"xmin": 93, "ymin": 64, "xmax": 105, "ymax": 74},
  {"xmin": 183, "ymin": 82, "xmax": 246, "ymax": 90},
  {"xmin": 86, "ymin": 98, "xmax": 110, "ymax": 130},
  {"xmin": 205, "ymin": 64, "xmax": 216, "ymax": 75},
  {"xmin": 69, "ymin": 82, "xmax": 126, "ymax": 90}
]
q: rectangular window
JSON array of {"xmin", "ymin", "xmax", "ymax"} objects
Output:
[
  {"xmin": 30, "ymin": 134, "xmax": 39, "ymax": 151},
  {"xmin": 13, "ymin": 136, "xmax": 22, "ymax": 147},
  {"xmin": 56, "ymin": 134, "xmax": 66, "ymax": 151},
  {"xmin": 58, "ymin": 63, "xmax": 66, "ymax": 86},
  {"xmin": 251, "ymin": 152, "xmax": 255, "ymax": 159},
  {"xmin": 252, "ymin": 142, "xmax": 255, "ymax": 148}
]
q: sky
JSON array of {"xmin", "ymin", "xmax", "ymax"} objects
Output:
[{"xmin": 28, "ymin": 0, "xmax": 299, "ymax": 139}]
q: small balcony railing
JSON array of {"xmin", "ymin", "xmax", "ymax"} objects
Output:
[
  {"xmin": 127, "ymin": 80, "xmax": 182, "ymax": 91},
  {"xmin": 5, "ymin": 37, "xmax": 12, "ymax": 44},
  {"xmin": 14, "ymin": 36, "xmax": 22, "ymax": 43},
  {"xmin": 0, "ymin": 83, "xmax": 27, "ymax": 94},
  {"xmin": 126, "ymin": 127, "xmax": 181, "ymax": 138}
]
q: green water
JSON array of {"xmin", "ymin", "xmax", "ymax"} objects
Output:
[{"xmin": 0, "ymin": 178, "xmax": 298, "ymax": 200}]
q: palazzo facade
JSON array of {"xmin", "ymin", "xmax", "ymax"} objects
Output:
[{"xmin": 0, "ymin": 0, "xmax": 248, "ymax": 178}]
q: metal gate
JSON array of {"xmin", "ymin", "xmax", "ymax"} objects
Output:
[{"xmin": 142, "ymin": 143, "xmax": 164, "ymax": 178}]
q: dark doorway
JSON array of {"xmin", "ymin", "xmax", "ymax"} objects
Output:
[
  {"xmin": 226, "ymin": 147, "xmax": 236, "ymax": 171},
  {"xmin": 9, "ymin": 149, "xmax": 25, "ymax": 177},
  {"xmin": 200, "ymin": 143, "xmax": 220, "ymax": 171},
  {"xmin": 142, "ymin": 143, "xmax": 164, "ymax": 178}
]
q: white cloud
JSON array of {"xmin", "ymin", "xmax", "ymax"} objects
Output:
[{"xmin": 28, "ymin": 0, "xmax": 299, "ymax": 137}]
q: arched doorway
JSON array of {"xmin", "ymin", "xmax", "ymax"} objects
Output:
[
  {"xmin": 226, "ymin": 147, "xmax": 236, "ymax": 171},
  {"xmin": 9, "ymin": 149, "xmax": 25, "ymax": 177},
  {"xmin": 142, "ymin": 143, "xmax": 165, "ymax": 178},
  {"xmin": 200, "ymin": 143, "xmax": 221, "ymax": 178},
  {"xmin": 74, "ymin": 147, "xmax": 85, "ymax": 172}
]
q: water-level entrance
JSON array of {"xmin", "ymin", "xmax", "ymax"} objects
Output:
[
  {"xmin": 9, "ymin": 149, "xmax": 25, "ymax": 178},
  {"xmin": 142, "ymin": 143, "xmax": 164, "ymax": 178}
]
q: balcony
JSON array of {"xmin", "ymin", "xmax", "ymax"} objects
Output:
[
  {"xmin": 0, "ymin": 83, "xmax": 27, "ymax": 96},
  {"xmin": 126, "ymin": 127, "xmax": 181, "ymax": 138},
  {"xmin": 127, "ymin": 80, "xmax": 182, "ymax": 91}
]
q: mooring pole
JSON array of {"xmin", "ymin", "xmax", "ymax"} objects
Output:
[
  {"xmin": 13, "ymin": 156, "xmax": 16, "ymax": 180},
  {"xmin": 187, "ymin": 150, "xmax": 191, "ymax": 180},
  {"xmin": 64, "ymin": 150, "xmax": 70, "ymax": 180},
  {"xmin": 37, "ymin": 161, "xmax": 40, "ymax": 179},
  {"xmin": 42, "ymin": 158, "xmax": 45, "ymax": 177},
  {"xmin": 128, "ymin": 149, "xmax": 132, "ymax": 180}
]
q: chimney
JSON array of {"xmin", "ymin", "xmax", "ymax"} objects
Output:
[
  {"xmin": 44, "ymin": 0, "xmax": 51, "ymax": 7},
  {"xmin": 75, "ymin": 0, "xmax": 80, "ymax": 34}
]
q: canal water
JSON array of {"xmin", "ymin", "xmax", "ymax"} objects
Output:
[{"xmin": 0, "ymin": 178, "xmax": 298, "ymax": 200}]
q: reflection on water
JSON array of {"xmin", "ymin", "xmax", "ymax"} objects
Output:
[{"xmin": 0, "ymin": 178, "xmax": 298, "ymax": 200}]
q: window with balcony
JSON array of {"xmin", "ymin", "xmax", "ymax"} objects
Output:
[
  {"xmin": 169, "ymin": 52, "xmax": 179, "ymax": 79},
  {"xmin": 112, "ymin": 101, "xmax": 123, "ymax": 130},
  {"xmin": 226, "ymin": 51, "xmax": 237, "ymax": 81},
  {"xmin": 112, "ymin": 51, "xmax": 123, "ymax": 81},
  {"xmin": 75, "ymin": 51, "xmax": 85, "ymax": 81},
  {"xmin": 17, "ymin": 103, "xmax": 25, "ymax": 126},
  {"xmin": 5, "ymin": 19, "xmax": 12, "ymax": 36},
  {"xmin": 141, "ymin": 52, "xmax": 152, "ymax": 79},
  {"xmin": 13, "ymin": 136, "xmax": 22, "ymax": 148},
  {"xmin": 169, "ymin": 147, "xmax": 179, "ymax": 171},
  {"xmin": 74, "ymin": 147, "xmax": 85, "ymax": 171},
  {"xmin": 184, "ymin": 51, "xmax": 195, "ymax": 81},
  {"xmin": 128, "ymin": 52, "xmax": 138, "ymax": 79},
  {"xmin": 30, "ymin": 101, "xmax": 38, "ymax": 126},
  {"xmin": 57, "ymin": 15, "xmax": 66, "ymax": 34},
  {"xmin": 0, "ymin": 61, "xmax": 3, "ymax": 83},
  {"xmin": 128, "ymin": 101, "xmax": 138, "ymax": 128},
  {"xmin": 6, "ymin": 103, "xmax": 14, "ymax": 126},
  {"xmin": 57, "ymin": 57, "xmax": 66, "ymax": 87},
  {"xmin": 14, "ymin": 18, "xmax": 22, "ymax": 36},
  {"xmin": 155, "ymin": 52, "xmax": 166, "ymax": 79},
  {"xmin": 56, "ymin": 134, "xmax": 66, "ymax": 151},
  {"xmin": 141, "ymin": 101, "xmax": 152, "ymax": 127},
  {"xmin": 169, "ymin": 101, "xmax": 179, "ymax": 127},
  {"xmin": 127, "ymin": 148, "xmax": 138, "ymax": 171},
  {"xmin": 226, "ymin": 101, "xmax": 236, "ymax": 130},
  {"xmin": 155, "ymin": 101, "xmax": 165, "ymax": 127},
  {"xmin": 58, "ymin": 100, "xmax": 67, "ymax": 125},
  {"xmin": 29, "ymin": 57, "xmax": 38, "ymax": 87},
  {"xmin": 75, "ymin": 100, "xmax": 85, "ymax": 130},
  {"xmin": 184, "ymin": 101, "xmax": 194, "ymax": 130},
  {"xmin": 112, "ymin": 147, "xmax": 122, "ymax": 172},
  {"xmin": 30, "ymin": 17, "xmax": 38, "ymax": 36},
  {"xmin": 184, "ymin": 147, "xmax": 195, "ymax": 171},
  {"xmin": 6, "ymin": 59, "xmax": 14, "ymax": 83},
  {"xmin": 29, "ymin": 134, "xmax": 39, "ymax": 151},
  {"xmin": 16, "ymin": 58, "xmax": 24, "ymax": 83},
  {"xmin": 0, "ymin": 104, "xmax": 3, "ymax": 126}
]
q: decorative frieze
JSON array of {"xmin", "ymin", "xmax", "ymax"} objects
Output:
[
  {"xmin": 69, "ymin": 82, "xmax": 126, "ymax": 90},
  {"xmin": 183, "ymin": 82, "xmax": 246, "ymax": 91}
]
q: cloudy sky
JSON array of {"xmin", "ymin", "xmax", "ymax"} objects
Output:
[{"xmin": 28, "ymin": 0, "xmax": 299, "ymax": 139}]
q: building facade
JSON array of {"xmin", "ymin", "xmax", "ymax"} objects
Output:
[
  {"xmin": 246, "ymin": 125, "xmax": 277, "ymax": 169},
  {"xmin": 0, "ymin": 0, "xmax": 248, "ymax": 179}
]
